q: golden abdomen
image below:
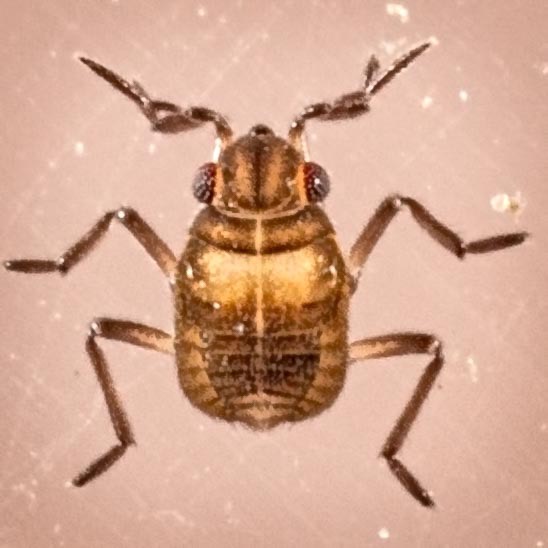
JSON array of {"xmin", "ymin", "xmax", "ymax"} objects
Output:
[{"xmin": 174, "ymin": 206, "xmax": 350, "ymax": 429}]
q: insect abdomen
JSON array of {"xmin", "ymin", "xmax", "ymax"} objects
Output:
[{"xmin": 174, "ymin": 206, "xmax": 350, "ymax": 429}]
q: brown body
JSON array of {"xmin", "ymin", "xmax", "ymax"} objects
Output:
[{"xmin": 174, "ymin": 133, "xmax": 351, "ymax": 429}]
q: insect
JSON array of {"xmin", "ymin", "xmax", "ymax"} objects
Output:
[{"xmin": 4, "ymin": 41, "xmax": 528, "ymax": 507}]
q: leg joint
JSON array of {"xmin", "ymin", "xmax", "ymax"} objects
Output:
[
  {"xmin": 88, "ymin": 319, "xmax": 103, "ymax": 337},
  {"xmin": 427, "ymin": 337, "xmax": 442, "ymax": 356},
  {"xmin": 114, "ymin": 206, "xmax": 136, "ymax": 223},
  {"xmin": 56, "ymin": 256, "xmax": 69, "ymax": 274},
  {"xmin": 385, "ymin": 194, "xmax": 404, "ymax": 210}
]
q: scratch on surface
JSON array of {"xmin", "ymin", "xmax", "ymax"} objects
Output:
[{"xmin": 154, "ymin": 509, "xmax": 196, "ymax": 528}]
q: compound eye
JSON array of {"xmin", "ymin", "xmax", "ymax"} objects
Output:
[
  {"xmin": 303, "ymin": 162, "xmax": 330, "ymax": 203},
  {"xmin": 193, "ymin": 162, "xmax": 217, "ymax": 204}
]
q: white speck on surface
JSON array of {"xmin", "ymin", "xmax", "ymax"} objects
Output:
[
  {"xmin": 154, "ymin": 510, "xmax": 195, "ymax": 528},
  {"xmin": 378, "ymin": 527, "xmax": 390, "ymax": 539},
  {"xmin": 537, "ymin": 541, "xmax": 544, "ymax": 547},
  {"xmin": 74, "ymin": 141, "xmax": 85, "ymax": 156},
  {"xmin": 491, "ymin": 193, "xmax": 511, "ymax": 212},
  {"xmin": 12, "ymin": 482, "xmax": 37, "ymax": 504},
  {"xmin": 197, "ymin": 6, "xmax": 207, "ymax": 17},
  {"xmin": 536, "ymin": 62, "xmax": 548, "ymax": 75},
  {"xmin": 212, "ymin": 302, "xmax": 221, "ymax": 310},
  {"xmin": 421, "ymin": 95, "xmax": 433, "ymax": 108},
  {"xmin": 224, "ymin": 499, "xmax": 239, "ymax": 525},
  {"xmin": 459, "ymin": 89, "xmax": 469, "ymax": 102},
  {"xmin": 386, "ymin": 3, "xmax": 409, "ymax": 23},
  {"xmin": 233, "ymin": 322, "xmax": 245, "ymax": 334},
  {"xmin": 186, "ymin": 264, "xmax": 194, "ymax": 279},
  {"xmin": 117, "ymin": 209, "xmax": 126, "ymax": 219},
  {"xmin": 466, "ymin": 356, "xmax": 479, "ymax": 383},
  {"xmin": 490, "ymin": 192, "xmax": 525, "ymax": 216},
  {"xmin": 198, "ymin": 280, "xmax": 206, "ymax": 289},
  {"xmin": 52, "ymin": 312, "xmax": 62, "ymax": 321}
]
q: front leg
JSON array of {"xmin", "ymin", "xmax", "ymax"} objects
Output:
[
  {"xmin": 348, "ymin": 195, "xmax": 528, "ymax": 281},
  {"xmin": 4, "ymin": 207, "xmax": 176, "ymax": 281}
]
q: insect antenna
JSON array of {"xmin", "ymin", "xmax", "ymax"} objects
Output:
[
  {"xmin": 367, "ymin": 41, "xmax": 432, "ymax": 96},
  {"xmin": 288, "ymin": 40, "xmax": 432, "ymax": 155},
  {"xmin": 80, "ymin": 57, "xmax": 233, "ymax": 144}
]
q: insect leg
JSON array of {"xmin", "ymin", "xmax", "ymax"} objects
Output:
[
  {"xmin": 73, "ymin": 318, "xmax": 173, "ymax": 486},
  {"xmin": 349, "ymin": 332, "xmax": 443, "ymax": 507},
  {"xmin": 348, "ymin": 195, "xmax": 529, "ymax": 282},
  {"xmin": 4, "ymin": 207, "xmax": 177, "ymax": 281}
]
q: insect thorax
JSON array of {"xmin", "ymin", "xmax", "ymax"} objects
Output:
[{"xmin": 174, "ymin": 205, "xmax": 350, "ymax": 429}]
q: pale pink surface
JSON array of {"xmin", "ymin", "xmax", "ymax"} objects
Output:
[{"xmin": 1, "ymin": 2, "xmax": 546, "ymax": 547}]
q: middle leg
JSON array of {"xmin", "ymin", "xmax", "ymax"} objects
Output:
[{"xmin": 349, "ymin": 332, "xmax": 443, "ymax": 507}]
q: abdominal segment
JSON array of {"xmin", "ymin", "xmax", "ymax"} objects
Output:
[
  {"xmin": 200, "ymin": 331, "xmax": 320, "ymax": 426},
  {"xmin": 174, "ymin": 216, "xmax": 349, "ymax": 429},
  {"xmin": 176, "ymin": 325, "xmax": 346, "ymax": 429}
]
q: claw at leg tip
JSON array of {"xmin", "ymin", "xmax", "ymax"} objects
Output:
[{"xmin": 424, "ymin": 499, "xmax": 436, "ymax": 509}]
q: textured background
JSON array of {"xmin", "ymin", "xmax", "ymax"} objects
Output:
[{"xmin": 1, "ymin": 1, "xmax": 546, "ymax": 547}]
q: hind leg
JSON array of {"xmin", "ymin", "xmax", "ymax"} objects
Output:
[
  {"xmin": 350, "ymin": 332, "xmax": 443, "ymax": 507},
  {"xmin": 73, "ymin": 318, "xmax": 173, "ymax": 486}
]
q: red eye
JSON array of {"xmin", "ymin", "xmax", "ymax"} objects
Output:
[
  {"xmin": 192, "ymin": 163, "xmax": 217, "ymax": 204},
  {"xmin": 303, "ymin": 162, "xmax": 330, "ymax": 203}
]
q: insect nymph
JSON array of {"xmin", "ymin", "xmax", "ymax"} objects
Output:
[{"xmin": 4, "ymin": 41, "xmax": 528, "ymax": 507}]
